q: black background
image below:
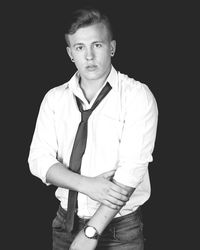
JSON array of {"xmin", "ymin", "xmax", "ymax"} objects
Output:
[{"xmin": 3, "ymin": 0, "xmax": 198, "ymax": 249}]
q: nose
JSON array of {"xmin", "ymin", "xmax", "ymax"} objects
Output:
[{"xmin": 85, "ymin": 47, "xmax": 94, "ymax": 61}]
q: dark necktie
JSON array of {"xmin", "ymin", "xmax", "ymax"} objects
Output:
[{"xmin": 65, "ymin": 82, "xmax": 112, "ymax": 232}]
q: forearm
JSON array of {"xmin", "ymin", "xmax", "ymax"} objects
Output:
[
  {"xmin": 46, "ymin": 163, "xmax": 130, "ymax": 210},
  {"xmin": 87, "ymin": 181, "xmax": 135, "ymax": 234},
  {"xmin": 46, "ymin": 162, "xmax": 88, "ymax": 194}
]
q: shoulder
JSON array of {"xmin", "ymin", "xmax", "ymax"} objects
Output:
[
  {"xmin": 118, "ymin": 72, "xmax": 150, "ymax": 95},
  {"xmin": 117, "ymin": 71, "xmax": 158, "ymax": 113},
  {"xmin": 44, "ymin": 72, "xmax": 77, "ymax": 102},
  {"xmin": 40, "ymin": 80, "xmax": 71, "ymax": 112},
  {"xmin": 44, "ymin": 82, "xmax": 68, "ymax": 100}
]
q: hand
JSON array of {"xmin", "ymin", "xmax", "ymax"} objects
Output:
[
  {"xmin": 69, "ymin": 229, "xmax": 98, "ymax": 250},
  {"xmin": 84, "ymin": 170, "xmax": 129, "ymax": 209}
]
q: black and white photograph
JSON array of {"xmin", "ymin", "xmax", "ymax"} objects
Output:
[{"xmin": 3, "ymin": 0, "xmax": 197, "ymax": 249}]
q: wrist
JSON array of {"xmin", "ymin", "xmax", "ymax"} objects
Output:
[
  {"xmin": 83, "ymin": 225, "xmax": 100, "ymax": 240},
  {"xmin": 87, "ymin": 204, "xmax": 120, "ymax": 234},
  {"xmin": 80, "ymin": 175, "xmax": 92, "ymax": 195}
]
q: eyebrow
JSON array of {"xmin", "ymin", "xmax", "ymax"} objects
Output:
[
  {"xmin": 73, "ymin": 40, "xmax": 105, "ymax": 47},
  {"xmin": 73, "ymin": 43, "xmax": 84, "ymax": 48}
]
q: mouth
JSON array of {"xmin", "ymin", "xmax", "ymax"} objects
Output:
[{"xmin": 86, "ymin": 65, "xmax": 97, "ymax": 71}]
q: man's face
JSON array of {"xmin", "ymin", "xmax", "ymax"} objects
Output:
[{"xmin": 67, "ymin": 23, "xmax": 116, "ymax": 84}]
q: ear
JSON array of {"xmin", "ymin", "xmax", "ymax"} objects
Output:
[
  {"xmin": 66, "ymin": 46, "xmax": 74, "ymax": 61},
  {"xmin": 110, "ymin": 40, "xmax": 116, "ymax": 56}
]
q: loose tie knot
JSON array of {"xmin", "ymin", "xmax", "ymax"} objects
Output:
[{"xmin": 81, "ymin": 110, "xmax": 92, "ymax": 122}]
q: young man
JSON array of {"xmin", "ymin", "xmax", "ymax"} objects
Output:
[{"xmin": 28, "ymin": 6, "xmax": 158, "ymax": 250}]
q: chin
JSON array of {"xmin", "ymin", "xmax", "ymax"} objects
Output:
[{"xmin": 84, "ymin": 72, "xmax": 101, "ymax": 80}]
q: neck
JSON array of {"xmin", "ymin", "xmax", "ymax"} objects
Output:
[
  {"xmin": 80, "ymin": 81, "xmax": 103, "ymax": 103},
  {"xmin": 79, "ymin": 68, "xmax": 111, "ymax": 103}
]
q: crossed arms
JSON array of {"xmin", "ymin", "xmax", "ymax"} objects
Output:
[{"xmin": 46, "ymin": 162, "xmax": 135, "ymax": 250}]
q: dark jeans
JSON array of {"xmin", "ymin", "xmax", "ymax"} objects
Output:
[{"xmin": 52, "ymin": 205, "xmax": 144, "ymax": 250}]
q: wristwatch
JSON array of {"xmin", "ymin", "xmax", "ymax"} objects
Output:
[{"xmin": 83, "ymin": 225, "xmax": 100, "ymax": 239}]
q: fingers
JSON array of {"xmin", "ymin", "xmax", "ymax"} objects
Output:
[
  {"xmin": 102, "ymin": 184, "xmax": 129, "ymax": 208},
  {"xmin": 100, "ymin": 184, "xmax": 130, "ymax": 209},
  {"xmin": 107, "ymin": 188, "xmax": 129, "ymax": 207},
  {"xmin": 102, "ymin": 199, "xmax": 122, "ymax": 210},
  {"xmin": 88, "ymin": 174, "xmax": 130, "ymax": 209},
  {"xmin": 99, "ymin": 170, "xmax": 116, "ymax": 180},
  {"xmin": 102, "ymin": 192, "xmax": 129, "ymax": 209},
  {"xmin": 110, "ymin": 182, "xmax": 129, "ymax": 197}
]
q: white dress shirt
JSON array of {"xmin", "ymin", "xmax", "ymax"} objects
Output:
[{"xmin": 28, "ymin": 66, "xmax": 158, "ymax": 218}]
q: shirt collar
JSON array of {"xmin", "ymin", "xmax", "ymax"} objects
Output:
[{"xmin": 106, "ymin": 65, "xmax": 118, "ymax": 91}]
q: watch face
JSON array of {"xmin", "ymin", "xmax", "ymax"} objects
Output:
[{"xmin": 85, "ymin": 226, "xmax": 96, "ymax": 237}]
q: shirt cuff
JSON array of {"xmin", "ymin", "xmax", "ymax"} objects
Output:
[
  {"xmin": 29, "ymin": 156, "xmax": 59, "ymax": 185},
  {"xmin": 113, "ymin": 163, "xmax": 148, "ymax": 188}
]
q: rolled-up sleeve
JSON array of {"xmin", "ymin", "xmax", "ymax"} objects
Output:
[
  {"xmin": 28, "ymin": 89, "xmax": 60, "ymax": 184},
  {"xmin": 113, "ymin": 83, "xmax": 158, "ymax": 188}
]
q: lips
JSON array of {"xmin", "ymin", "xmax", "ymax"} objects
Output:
[{"xmin": 86, "ymin": 65, "xmax": 97, "ymax": 71}]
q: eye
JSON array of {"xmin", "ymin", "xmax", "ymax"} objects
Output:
[
  {"xmin": 75, "ymin": 45, "xmax": 84, "ymax": 51},
  {"xmin": 94, "ymin": 43, "xmax": 102, "ymax": 48}
]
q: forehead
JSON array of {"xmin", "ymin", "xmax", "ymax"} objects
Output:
[{"xmin": 68, "ymin": 23, "xmax": 110, "ymax": 45}]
